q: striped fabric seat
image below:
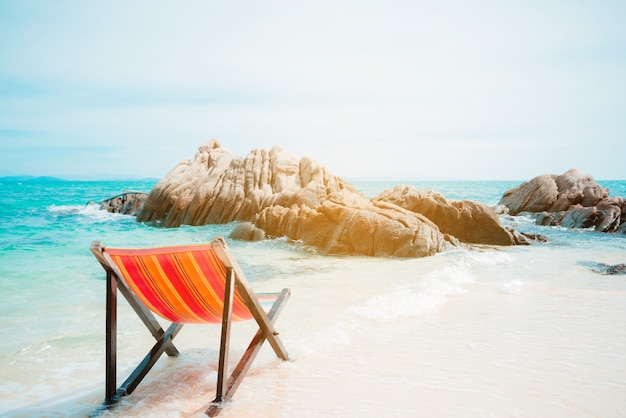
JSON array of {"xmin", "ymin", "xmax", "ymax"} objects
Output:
[
  {"xmin": 105, "ymin": 244, "xmax": 256, "ymax": 324},
  {"xmin": 91, "ymin": 237, "xmax": 290, "ymax": 417}
]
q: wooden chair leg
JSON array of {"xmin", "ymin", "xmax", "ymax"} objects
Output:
[
  {"xmin": 105, "ymin": 271, "xmax": 117, "ymax": 404},
  {"xmin": 214, "ymin": 268, "xmax": 235, "ymax": 404},
  {"xmin": 223, "ymin": 288, "xmax": 290, "ymax": 401},
  {"xmin": 104, "ymin": 270, "xmax": 184, "ymax": 406},
  {"xmin": 205, "ymin": 288, "xmax": 290, "ymax": 417},
  {"xmin": 211, "ymin": 237, "xmax": 289, "ymax": 361}
]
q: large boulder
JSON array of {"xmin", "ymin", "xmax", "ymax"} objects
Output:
[
  {"xmin": 137, "ymin": 140, "xmax": 355, "ymax": 227},
  {"xmin": 253, "ymin": 188, "xmax": 454, "ymax": 257},
  {"xmin": 137, "ymin": 140, "xmax": 532, "ymax": 257},
  {"xmin": 374, "ymin": 186, "xmax": 528, "ymax": 245},
  {"xmin": 499, "ymin": 169, "xmax": 625, "ymax": 233}
]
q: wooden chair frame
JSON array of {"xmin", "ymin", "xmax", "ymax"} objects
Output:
[{"xmin": 90, "ymin": 237, "xmax": 290, "ymax": 417}]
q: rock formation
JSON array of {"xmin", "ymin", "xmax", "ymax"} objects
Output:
[
  {"xmin": 585, "ymin": 262, "xmax": 626, "ymax": 275},
  {"xmin": 374, "ymin": 186, "xmax": 530, "ymax": 245},
  {"xmin": 97, "ymin": 192, "xmax": 148, "ymax": 216},
  {"xmin": 499, "ymin": 169, "xmax": 625, "ymax": 233},
  {"xmin": 137, "ymin": 140, "xmax": 356, "ymax": 227},
  {"xmin": 134, "ymin": 140, "xmax": 530, "ymax": 257}
]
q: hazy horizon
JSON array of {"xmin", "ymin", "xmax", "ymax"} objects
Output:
[
  {"xmin": 1, "ymin": 1, "xmax": 625, "ymax": 181},
  {"xmin": 2, "ymin": 172, "xmax": 625, "ymax": 184}
]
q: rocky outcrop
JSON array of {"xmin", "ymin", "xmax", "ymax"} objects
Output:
[
  {"xmin": 585, "ymin": 262, "xmax": 626, "ymax": 275},
  {"xmin": 135, "ymin": 140, "xmax": 530, "ymax": 257},
  {"xmin": 98, "ymin": 192, "xmax": 148, "ymax": 216},
  {"xmin": 253, "ymin": 187, "xmax": 454, "ymax": 257},
  {"xmin": 137, "ymin": 140, "xmax": 356, "ymax": 227},
  {"xmin": 374, "ymin": 186, "xmax": 532, "ymax": 245},
  {"xmin": 499, "ymin": 169, "xmax": 625, "ymax": 233}
]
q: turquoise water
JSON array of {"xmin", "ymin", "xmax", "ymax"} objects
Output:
[{"xmin": 1, "ymin": 178, "xmax": 625, "ymax": 417}]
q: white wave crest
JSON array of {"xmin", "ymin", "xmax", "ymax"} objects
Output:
[
  {"xmin": 47, "ymin": 203, "xmax": 130, "ymax": 222},
  {"xmin": 350, "ymin": 263, "xmax": 475, "ymax": 322}
]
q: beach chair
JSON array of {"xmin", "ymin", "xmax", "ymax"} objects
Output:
[{"xmin": 90, "ymin": 236, "xmax": 290, "ymax": 417}]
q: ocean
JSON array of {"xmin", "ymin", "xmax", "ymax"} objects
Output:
[{"xmin": 1, "ymin": 178, "xmax": 625, "ymax": 417}]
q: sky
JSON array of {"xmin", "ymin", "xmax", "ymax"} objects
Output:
[{"xmin": 0, "ymin": 1, "xmax": 625, "ymax": 181}]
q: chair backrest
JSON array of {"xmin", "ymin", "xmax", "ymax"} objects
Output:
[{"xmin": 101, "ymin": 244, "xmax": 254, "ymax": 324}]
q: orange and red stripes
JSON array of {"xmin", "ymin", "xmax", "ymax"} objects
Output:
[{"xmin": 105, "ymin": 244, "xmax": 262, "ymax": 324}]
